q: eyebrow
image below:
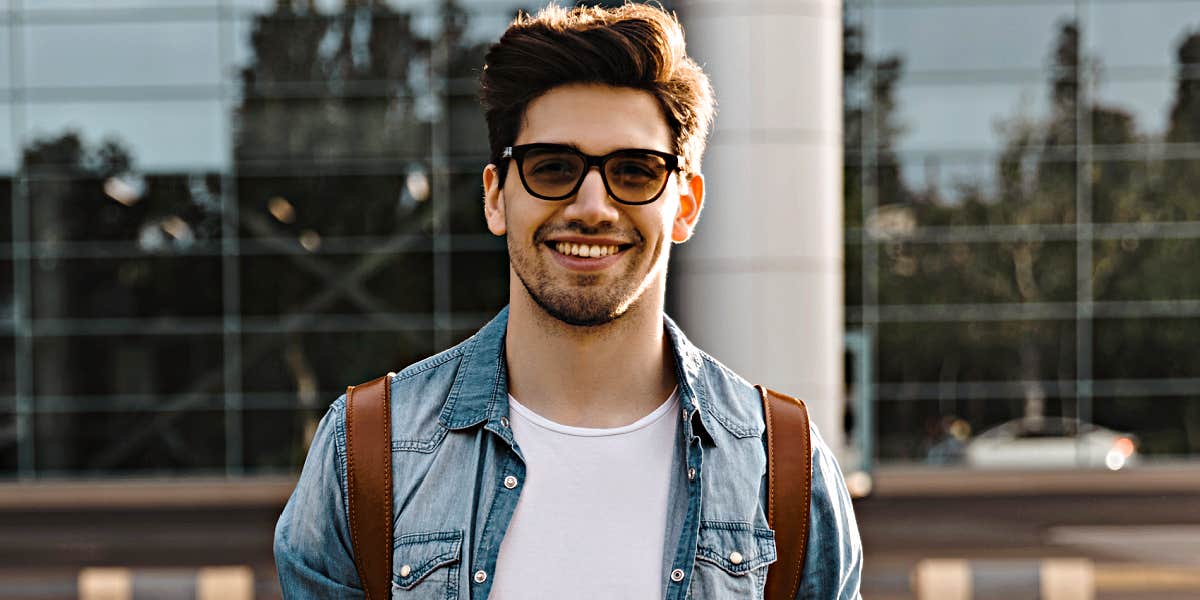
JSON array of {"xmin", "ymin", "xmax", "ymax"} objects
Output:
[{"xmin": 530, "ymin": 141, "xmax": 672, "ymax": 155}]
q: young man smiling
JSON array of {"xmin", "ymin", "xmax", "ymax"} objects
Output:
[{"xmin": 274, "ymin": 4, "xmax": 862, "ymax": 599}]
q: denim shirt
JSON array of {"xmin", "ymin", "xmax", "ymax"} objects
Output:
[{"xmin": 274, "ymin": 308, "xmax": 863, "ymax": 599}]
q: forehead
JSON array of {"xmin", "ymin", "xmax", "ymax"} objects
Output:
[{"xmin": 515, "ymin": 83, "xmax": 673, "ymax": 154}]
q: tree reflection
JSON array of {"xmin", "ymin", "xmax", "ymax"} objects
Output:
[{"xmin": 851, "ymin": 18, "xmax": 1200, "ymax": 459}]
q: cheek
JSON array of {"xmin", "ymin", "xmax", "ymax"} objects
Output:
[{"xmin": 507, "ymin": 201, "xmax": 554, "ymax": 244}]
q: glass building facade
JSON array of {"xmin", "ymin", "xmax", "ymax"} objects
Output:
[
  {"xmin": 0, "ymin": 0, "xmax": 1197, "ymax": 478},
  {"xmin": 0, "ymin": 0, "xmax": 538, "ymax": 478},
  {"xmin": 847, "ymin": 0, "xmax": 1200, "ymax": 462}
]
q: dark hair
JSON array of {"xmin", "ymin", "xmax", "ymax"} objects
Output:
[{"xmin": 479, "ymin": 3, "xmax": 715, "ymax": 179}]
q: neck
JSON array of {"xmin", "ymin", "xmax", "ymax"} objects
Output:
[{"xmin": 504, "ymin": 275, "xmax": 677, "ymax": 428}]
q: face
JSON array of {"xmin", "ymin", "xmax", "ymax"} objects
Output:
[{"xmin": 483, "ymin": 83, "xmax": 704, "ymax": 327}]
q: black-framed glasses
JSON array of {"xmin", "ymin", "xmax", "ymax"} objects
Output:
[{"xmin": 502, "ymin": 143, "xmax": 682, "ymax": 205}]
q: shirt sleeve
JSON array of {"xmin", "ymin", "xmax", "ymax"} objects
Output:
[
  {"xmin": 795, "ymin": 424, "xmax": 864, "ymax": 600},
  {"xmin": 274, "ymin": 396, "xmax": 365, "ymax": 599}
]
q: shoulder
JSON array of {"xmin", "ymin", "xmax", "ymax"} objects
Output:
[
  {"xmin": 339, "ymin": 334, "xmax": 478, "ymax": 450},
  {"xmin": 799, "ymin": 424, "xmax": 864, "ymax": 598},
  {"xmin": 690, "ymin": 348, "xmax": 768, "ymax": 439}
]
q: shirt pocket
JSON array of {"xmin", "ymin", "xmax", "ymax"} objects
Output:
[
  {"xmin": 391, "ymin": 530, "xmax": 463, "ymax": 600},
  {"xmin": 689, "ymin": 521, "xmax": 777, "ymax": 600}
]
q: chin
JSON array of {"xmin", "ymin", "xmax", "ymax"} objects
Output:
[{"xmin": 524, "ymin": 283, "xmax": 632, "ymax": 327}]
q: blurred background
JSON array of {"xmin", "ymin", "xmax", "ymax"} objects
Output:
[{"xmin": 0, "ymin": 0, "xmax": 1198, "ymax": 598}]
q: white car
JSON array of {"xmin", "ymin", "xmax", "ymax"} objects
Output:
[{"xmin": 965, "ymin": 418, "xmax": 1138, "ymax": 470}]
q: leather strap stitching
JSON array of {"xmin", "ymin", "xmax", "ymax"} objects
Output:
[
  {"xmin": 762, "ymin": 385, "xmax": 777, "ymax": 527},
  {"xmin": 345, "ymin": 384, "xmax": 372, "ymax": 599},
  {"xmin": 792, "ymin": 396, "xmax": 811, "ymax": 599},
  {"xmin": 380, "ymin": 377, "xmax": 392, "ymax": 598}
]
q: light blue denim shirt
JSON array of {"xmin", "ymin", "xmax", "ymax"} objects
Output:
[{"xmin": 275, "ymin": 308, "xmax": 863, "ymax": 599}]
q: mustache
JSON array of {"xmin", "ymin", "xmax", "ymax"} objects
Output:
[{"xmin": 532, "ymin": 222, "xmax": 644, "ymax": 245}]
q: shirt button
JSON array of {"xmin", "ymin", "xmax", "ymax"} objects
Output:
[
  {"xmin": 500, "ymin": 416, "xmax": 510, "ymax": 428},
  {"xmin": 474, "ymin": 570, "xmax": 488, "ymax": 583},
  {"xmin": 399, "ymin": 564, "xmax": 412, "ymax": 577},
  {"xmin": 681, "ymin": 408, "xmax": 689, "ymax": 422},
  {"xmin": 503, "ymin": 475, "xmax": 519, "ymax": 489},
  {"xmin": 670, "ymin": 568, "xmax": 685, "ymax": 582},
  {"xmin": 687, "ymin": 467, "xmax": 696, "ymax": 481},
  {"xmin": 729, "ymin": 551, "xmax": 743, "ymax": 565}
]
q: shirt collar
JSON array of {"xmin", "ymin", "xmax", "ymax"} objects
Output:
[{"xmin": 439, "ymin": 307, "xmax": 722, "ymax": 446}]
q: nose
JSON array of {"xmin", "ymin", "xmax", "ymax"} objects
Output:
[{"xmin": 561, "ymin": 167, "xmax": 621, "ymax": 226}]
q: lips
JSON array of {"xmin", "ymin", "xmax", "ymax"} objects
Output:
[
  {"xmin": 552, "ymin": 241, "xmax": 620, "ymax": 258},
  {"xmin": 542, "ymin": 235, "xmax": 635, "ymax": 260}
]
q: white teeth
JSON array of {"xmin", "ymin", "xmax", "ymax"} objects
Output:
[{"xmin": 553, "ymin": 242, "xmax": 621, "ymax": 258}]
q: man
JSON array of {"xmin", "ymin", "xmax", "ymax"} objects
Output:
[{"xmin": 274, "ymin": 4, "xmax": 862, "ymax": 599}]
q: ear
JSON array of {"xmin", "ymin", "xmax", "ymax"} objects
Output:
[
  {"xmin": 671, "ymin": 172, "xmax": 704, "ymax": 243},
  {"xmin": 482, "ymin": 164, "xmax": 506, "ymax": 236}
]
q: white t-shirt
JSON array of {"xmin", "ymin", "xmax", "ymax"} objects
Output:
[{"xmin": 489, "ymin": 389, "xmax": 680, "ymax": 600}]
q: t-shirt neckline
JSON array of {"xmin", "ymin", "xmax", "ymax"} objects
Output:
[{"xmin": 506, "ymin": 387, "xmax": 679, "ymax": 438}]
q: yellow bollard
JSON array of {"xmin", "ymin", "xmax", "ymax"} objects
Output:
[
  {"xmin": 913, "ymin": 559, "xmax": 972, "ymax": 600},
  {"xmin": 197, "ymin": 566, "xmax": 255, "ymax": 600},
  {"xmin": 1041, "ymin": 558, "xmax": 1095, "ymax": 600},
  {"xmin": 78, "ymin": 568, "xmax": 131, "ymax": 600}
]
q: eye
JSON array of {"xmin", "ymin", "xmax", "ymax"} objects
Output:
[
  {"xmin": 527, "ymin": 157, "xmax": 579, "ymax": 180},
  {"xmin": 609, "ymin": 158, "xmax": 663, "ymax": 183}
]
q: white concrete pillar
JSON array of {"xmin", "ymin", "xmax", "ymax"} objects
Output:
[{"xmin": 678, "ymin": 1, "xmax": 845, "ymax": 452}]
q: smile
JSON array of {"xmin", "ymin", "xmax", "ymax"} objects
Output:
[{"xmin": 552, "ymin": 241, "xmax": 622, "ymax": 258}]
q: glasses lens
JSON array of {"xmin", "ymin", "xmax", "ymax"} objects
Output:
[
  {"xmin": 521, "ymin": 148, "xmax": 585, "ymax": 198},
  {"xmin": 604, "ymin": 152, "xmax": 670, "ymax": 203}
]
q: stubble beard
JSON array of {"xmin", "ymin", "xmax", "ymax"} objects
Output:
[{"xmin": 508, "ymin": 225, "xmax": 656, "ymax": 328}]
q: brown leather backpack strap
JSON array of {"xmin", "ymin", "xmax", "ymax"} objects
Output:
[
  {"xmin": 345, "ymin": 373, "xmax": 394, "ymax": 600},
  {"xmin": 758, "ymin": 384, "xmax": 812, "ymax": 600}
]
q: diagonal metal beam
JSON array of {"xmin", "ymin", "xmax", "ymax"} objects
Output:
[{"xmin": 92, "ymin": 201, "xmax": 451, "ymax": 469}]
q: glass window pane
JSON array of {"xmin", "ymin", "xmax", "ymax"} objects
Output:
[
  {"xmin": 892, "ymin": 81, "xmax": 1054, "ymax": 153},
  {"xmin": 447, "ymin": 92, "xmax": 489, "ymax": 158},
  {"xmin": 875, "ymin": 396, "xmax": 1081, "ymax": 463},
  {"xmin": 1091, "ymin": 156, "xmax": 1153, "ymax": 223},
  {"xmin": 1094, "ymin": 78, "xmax": 1175, "ymax": 142},
  {"xmin": 35, "ymin": 410, "xmax": 225, "ymax": 473},
  {"xmin": 872, "ymin": 153, "xmax": 1078, "ymax": 227},
  {"xmin": 239, "ymin": 250, "xmax": 434, "ymax": 316},
  {"xmin": 0, "ymin": 262, "xmax": 13, "ymax": 315},
  {"xmin": 244, "ymin": 407, "xmax": 317, "ymax": 472},
  {"xmin": 24, "ymin": 22, "xmax": 221, "ymax": 88},
  {"xmin": 1089, "ymin": 1, "xmax": 1200, "ymax": 69},
  {"xmin": 33, "ymin": 334, "xmax": 225, "ymax": 396},
  {"xmin": 877, "ymin": 241, "xmax": 1076, "ymax": 305},
  {"xmin": 1093, "ymin": 158, "xmax": 1200, "ymax": 222},
  {"xmin": 451, "ymin": 249, "xmax": 507, "ymax": 313},
  {"xmin": 0, "ymin": 27, "xmax": 10, "ymax": 89},
  {"xmin": 1092, "ymin": 396, "xmax": 1200, "ymax": 459},
  {"xmin": 844, "ymin": 162, "xmax": 863, "ymax": 229},
  {"xmin": 26, "ymin": 101, "xmax": 228, "ymax": 172},
  {"xmin": 22, "ymin": 1, "xmax": 217, "ymax": 10},
  {"xmin": 235, "ymin": 98, "xmax": 431, "ymax": 162},
  {"xmin": 1095, "ymin": 317, "xmax": 1200, "ymax": 379},
  {"xmin": 0, "ymin": 178, "xmax": 11, "ymax": 243},
  {"xmin": 878, "ymin": 319, "xmax": 1077, "ymax": 383},
  {"xmin": 844, "ymin": 238, "xmax": 863, "ymax": 310},
  {"xmin": 0, "ymin": 337, "xmax": 14, "ymax": 396},
  {"xmin": 873, "ymin": 3, "xmax": 1075, "ymax": 72},
  {"xmin": 0, "ymin": 103, "xmax": 14, "ymax": 172},
  {"xmin": 448, "ymin": 170, "xmax": 489, "ymax": 235},
  {"xmin": 32, "ymin": 255, "xmax": 223, "ymax": 319},
  {"xmin": 1095, "ymin": 239, "xmax": 1200, "ymax": 302},
  {"xmin": 239, "ymin": 329, "xmax": 437, "ymax": 394},
  {"xmin": 27, "ymin": 173, "xmax": 222, "ymax": 243},
  {"xmin": 0, "ymin": 412, "xmax": 14, "ymax": 476},
  {"xmin": 236, "ymin": 174, "xmax": 433, "ymax": 239}
]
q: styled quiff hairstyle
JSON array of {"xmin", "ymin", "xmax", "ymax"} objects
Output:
[{"xmin": 479, "ymin": 3, "xmax": 715, "ymax": 180}]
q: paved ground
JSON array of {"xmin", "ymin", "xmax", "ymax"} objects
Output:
[{"xmin": 2, "ymin": 467, "xmax": 1198, "ymax": 599}]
